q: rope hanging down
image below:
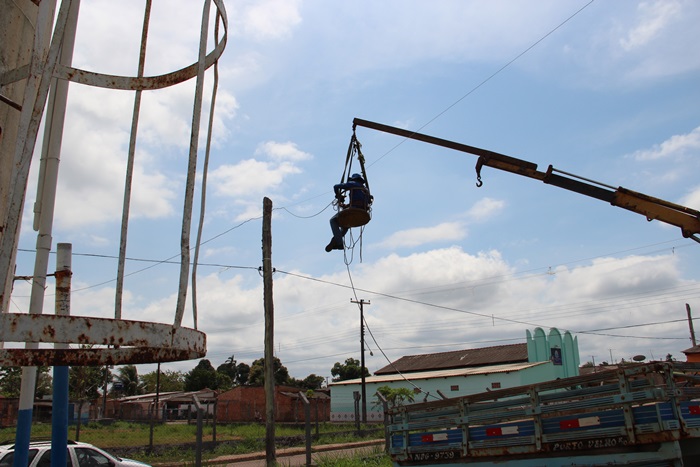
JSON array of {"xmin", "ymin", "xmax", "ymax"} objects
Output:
[
  {"xmin": 341, "ymin": 127, "xmax": 370, "ymax": 192},
  {"xmin": 333, "ymin": 129, "xmax": 373, "ymax": 229},
  {"xmin": 325, "ymin": 127, "xmax": 373, "ymax": 257}
]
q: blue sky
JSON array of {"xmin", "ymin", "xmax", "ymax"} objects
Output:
[{"xmin": 11, "ymin": 0, "xmax": 700, "ymax": 382}]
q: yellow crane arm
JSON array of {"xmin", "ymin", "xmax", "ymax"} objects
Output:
[{"xmin": 352, "ymin": 118, "xmax": 700, "ymax": 243}]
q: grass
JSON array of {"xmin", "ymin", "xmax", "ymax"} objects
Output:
[
  {"xmin": 314, "ymin": 446, "xmax": 393, "ymax": 467},
  {"xmin": 0, "ymin": 421, "xmax": 384, "ymax": 464}
]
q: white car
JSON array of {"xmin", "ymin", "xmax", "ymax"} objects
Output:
[{"xmin": 0, "ymin": 440, "xmax": 151, "ymax": 467}]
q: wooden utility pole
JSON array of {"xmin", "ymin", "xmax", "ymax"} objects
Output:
[
  {"xmin": 262, "ymin": 197, "xmax": 275, "ymax": 466},
  {"xmin": 688, "ymin": 303, "xmax": 697, "ymax": 347},
  {"xmin": 351, "ymin": 298, "xmax": 370, "ymax": 423}
]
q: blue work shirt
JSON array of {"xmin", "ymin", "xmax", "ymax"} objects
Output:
[{"xmin": 334, "ymin": 180, "xmax": 369, "ymax": 208}]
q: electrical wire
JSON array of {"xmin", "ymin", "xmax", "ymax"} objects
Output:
[
  {"xmin": 14, "ymin": 238, "xmax": 696, "ymax": 346},
  {"xmin": 275, "ymin": 202, "xmax": 334, "ymax": 220},
  {"xmin": 343, "ymin": 258, "xmax": 445, "ymax": 401},
  {"xmin": 257, "ymin": 0, "xmax": 598, "ymax": 218}
]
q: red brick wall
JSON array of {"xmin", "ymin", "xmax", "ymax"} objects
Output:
[{"xmin": 217, "ymin": 386, "xmax": 330, "ymax": 423}]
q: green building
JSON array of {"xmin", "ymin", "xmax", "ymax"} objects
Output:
[{"xmin": 329, "ymin": 327, "xmax": 580, "ymax": 422}]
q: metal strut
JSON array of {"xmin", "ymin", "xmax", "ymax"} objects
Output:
[{"xmin": 352, "ymin": 117, "xmax": 700, "ymax": 242}]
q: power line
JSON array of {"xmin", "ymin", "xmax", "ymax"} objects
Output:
[
  {"xmin": 246, "ymin": 1, "xmax": 598, "ymax": 218},
  {"xmin": 14, "ymin": 241, "xmax": 697, "ymax": 345},
  {"xmin": 371, "ymin": 0, "xmax": 596, "ymax": 166},
  {"xmin": 275, "ymin": 268, "xmax": 697, "ymax": 340}
]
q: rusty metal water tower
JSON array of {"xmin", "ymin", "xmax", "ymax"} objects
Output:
[
  {"xmin": 0, "ymin": 0, "xmax": 227, "ymax": 370},
  {"xmin": 2, "ymin": 2, "xmax": 228, "ymax": 462}
]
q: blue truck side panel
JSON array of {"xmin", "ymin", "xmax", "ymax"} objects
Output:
[{"xmin": 386, "ymin": 362, "xmax": 700, "ymax": 466}]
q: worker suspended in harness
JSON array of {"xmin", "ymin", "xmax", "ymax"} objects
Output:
[{"xmin": 325, "ymin": 173, "xmax": 372, "ymax": 252}]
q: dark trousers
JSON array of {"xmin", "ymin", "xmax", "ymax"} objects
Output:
[{"xmin": 329, "ymin": 214, "xmax": 348, "ymax": 244}]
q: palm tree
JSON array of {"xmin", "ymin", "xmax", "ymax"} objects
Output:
[{"xmin": 114, "ymin": 364, "xmax": 142, "ymax": 396}]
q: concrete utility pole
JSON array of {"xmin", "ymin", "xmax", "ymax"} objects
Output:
[
  {"xmin": 262, "ymin": 197, "xmax": 276, "ymax": 466},
  {"xmin": 352, "ymin": 298, "xmax": 370, "ymax": 423}
]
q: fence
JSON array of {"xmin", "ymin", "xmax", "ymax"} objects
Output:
[{"xmin": 0, "ymin": 394, "xmax": 386, "ymax": 467}]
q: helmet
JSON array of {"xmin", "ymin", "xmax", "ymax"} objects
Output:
[{"xmin": 349, "ymin": 173, "xmax": 364, "ymax": 183}]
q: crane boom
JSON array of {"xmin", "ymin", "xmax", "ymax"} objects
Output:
[{"xmin": 352, "ymin": 117, "xmax": 700, "ymax": 243}]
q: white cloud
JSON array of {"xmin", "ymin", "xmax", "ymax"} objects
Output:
[
  {"xmin": 378, "ymin": 222, "xmax": 466, "ymax": 249},
  {"xmin": 548, "ymin": 255, "xmax": 679, "ymax": 301},
  {"xmin": 255, "ymin": 141, "xmax": 312, "ymax": 162},
  {"xmin": 45, "ymin": 87, "xmax": 179, "ymax": 230},
  {"xmin": 467, "ymin": 197, "xmax": 506, "ymax": 222},
  {"xmin": 210, "ymin": 159, "xmax": 301, "ymax": 198},
  {"xmin": 680, "ymin": 186, "xmax": 700, "ymax": 210},
  {"xmin": 620, "ymin": 1, "xmax": 681, "ymax": 51},
  {"xmin": 615, "ymin": 0, "xmax": 700, "ymax": 80},
  {"xmin": 209, "ymin": 140, "xmax": 311, "ymax": 199},
  {"xmin": 629, "ymin": 126, "xmax": 700, "ymax": 161},
  {"xmin": 237, "ymin": 0, "xmax": 302, "ymax": 41},
  {"xmin": 177, "ymin": 248, "xmax": 690, "ymax": 377}
]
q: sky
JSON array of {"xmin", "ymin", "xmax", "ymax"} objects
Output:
[{"xmin": 9, "ymin": 0, "xmax": 700, "ymax": 384}]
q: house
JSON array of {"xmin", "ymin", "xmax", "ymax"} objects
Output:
[
  {"xmin": 217, "ymin": 385, "xmax": 330, "ymax": 423},
  {"xmin": 103, "ymin": 389, "xmax": 218, "ymax": 421},
  {"xmin": 330, "ymin": 327, "xmax": 580, "ymax": 422},
  {"xmin": 682, "ymin": 345, "xmax": 700, "ymax": 363}
]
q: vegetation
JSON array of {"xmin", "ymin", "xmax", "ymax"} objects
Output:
[
  {"xmin": 0, "ymin": 366, "xmax": 52, "ymax": 398},
  {"xmin": 248, "ymin": 356, "xmax": 290, "ymax": 386},
  {"xmin": 0, "ymin": 421, "xmax": 384, "ymax": 464},
  {"xmin": 0, "ymin": 354, "xmax": 387, "ymax": 464},
  {"xmin": 316, "ymin": 446, "xmax": 392, "ymax": 467},
  {"xmin": 140, "ymin": 369, "xmax": 185, "ymax": 393},
  {"xmin": 216, "ymin": 355, "xmax": 250, "ymax": 386},
  {"xmin": 0, "ymin": 354, "xmax": 352, "ymax": 401},
  {"xmin": 331, "ymin": 358, "xmax": 370, "ymax": 382},
  {"xmin": 375, "ymin": 386, "xmax": 414, "ymax": 408},
  {"xmin": 184, "ymin": 359, "xmax": 233, "ymax": 391},
  {"xmin": 113, "ymin": 365, "xmax": 141, "ymax": 396}
]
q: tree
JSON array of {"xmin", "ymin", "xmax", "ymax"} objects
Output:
[
  {"xmin": 331, "ymin": 358, "xmax": 369, "ymax": 382},
  {"xmin": 69, "ymin": 366, "xmax": 105, "ymax": 401},
  {"xmin": 216, "ymin": 372, "xmax": 234, "ymax": 392},
  {"xmin": 0, "ymin": 366, "xmax": 52, "ymax": 399},
  {"xmin": 376, "ymin": 385, "xmax": 415, "ymax": 409},
  {"xmin": 217, "ymin": 355, "xmax": 250, "ymax": 386},
  {"xmin": 301, "ymin": 374, "xmax": 325, "ymax": 390},
  {"xmin": 139, "ymin": 369, "xmax": 185, "ymax": 393},
  {"xmin": 185, "ymin": 359, "xmax": 219, "ymax": 391},
  {"xmin": 235, "ymin": 362, "xmax": 250, "ymax": 386},
  {"xmin": 69, "ymin": 365, "xmax": 108, "ymax": 441},
  {"xmin": 286, "ymin": 374, "xmax": 324, "ymax": 390},
  {"xmin": 113, "ymin": 364, "xmax": 142, "ymax": 396},
  {"xmin": 248, "ymin": 356, "xmax": 289, "ymax": 386}
]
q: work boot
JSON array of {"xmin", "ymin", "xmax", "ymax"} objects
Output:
[{"xmin": 325, "ymin": 238, "xmax": 343, "ymax": 252}]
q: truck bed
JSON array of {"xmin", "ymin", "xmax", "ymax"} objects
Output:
[{"xmin": 386, "ymin": 362, "xmax": 700, "ymax": 466}]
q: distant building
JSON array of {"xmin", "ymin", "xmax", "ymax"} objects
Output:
[
  {"xmin": 217, "ymin": 385, "xmax": 330, "ymax": 423},
  {"xmin": 108, "ymin": 389, "xmax": 217, "ymax": 421},
  {"xmin": 330, "ymin": 327, "xmax": 579, "ymax": 422},
  {"xmin": 682, "ymin": 345, "xmax": 700, "ymax": 363}
]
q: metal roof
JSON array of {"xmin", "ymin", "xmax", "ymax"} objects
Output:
[
  {"xmin": 330, "ymin": 361, "xmax": 547, "ymax": 386},
  {"xmin": 117, "ymin": 389, "xmax": 217, "ymax": 404},
  {"xmin": 374, "ymin": 343, "xmax": 528, "ymax": 375}
]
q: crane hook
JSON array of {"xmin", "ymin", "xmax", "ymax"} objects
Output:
[{"xmin": 475, "ymin": 157, "xmax": 485, "ymax": 188}]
